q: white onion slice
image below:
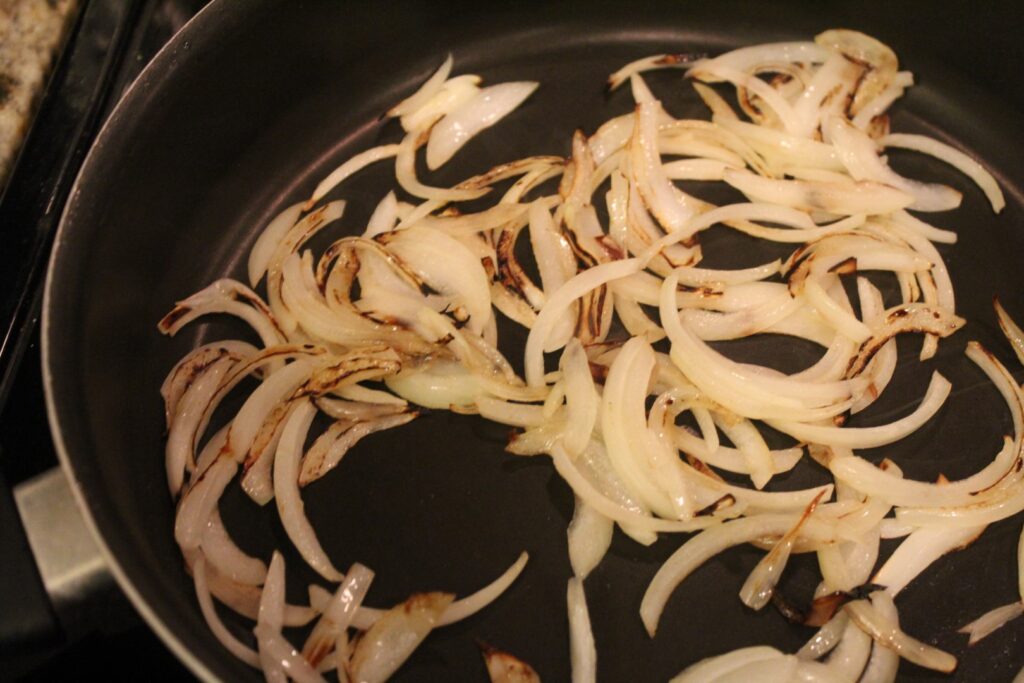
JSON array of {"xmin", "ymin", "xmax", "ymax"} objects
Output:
[
  {"xmin": 879, "ymin": 133, "xmax": 1005, "ymax": 212},
  {"xmin": 303, "ymin": 563, "xmax": 375, "ymax": 668},
  {"xmin": 872, "ymin": 525, "xmax": 985, "ymax": 597},
  {"xmin": 670, "ymin": 646, "xmax": 788, "ymax": 683},
  {"xmin": 483, "ymin": 647, "xmax": 541, "ymax": 683},
  {"xmin": 300, "ymin": 411, "xmax": 417, "ymax": 486},
  {"xmin": 200, "ymin": 509, "xmax": 267, "ymax": 586},
  {"xmin": 958, "ymin": 601, "xmax": 1024, "ymax": 645},
  {"xmin": 175, "ymin": 456, "xmax": 238, "ymax": 551},
  {"xmin": 254, "ymin": 622, "xmax": 325, "ymax": 683},
  {"xmin": 844, "ymin": 597, "xmax": 957, "ymax": 673},
  {"xmin": 427, "ymin": 82, "xmax": 539, "ymax": 169},
  {"xmin": 550, "ymin": 443, "xmax": 726, "ymax": 535},
  {"xmin": 768, "ymin": 372, "xmax": 950, "ymax": 449},
  {"xmin": 826, "ymin": 614, "xmax": 872, "ymax": 681},
  {"xmin": 798, "ymin": 612, "xmax": 849, "ymax": 660},
  {"xmin": 630, "ymin": 98, "xmax": 695, "ymax": 235},
  {"xmin": 158, "ymin": 279, "xmax": 285, "ymax": 349},
  {"xmin": 273, "ymin": 399, "xmax": 344, "ymax": 581},
  {"xmin": 525, "ymin": 258, "xmax": 641, "ymax": 386},
  {"xmin": 389, "ymin": 54, "xmax": 453, "ymax": 119},
  {"xmin": 193, "ymin": 555, "xmax": 261, "ymax": 667},
  {"xmin": 166, "ymin": 356, "xmax": 235, "ymax": 496},
  {"xmin": 568, "ymin": 578, "xmax": 597, "ymax": 683},
  {"xmin": 641, "ymin": 514, "xmax": 841, "ymax": 636},
  {"xmin": 724, "ymin": 169, "xmax": 913, "ymax": 215},
  {"xmin": 256, "ymin": 551, "xmax": 288, "ymax": 682},
  {"xmin": 349, "ymin": 592, "xmax": 453, "ymax": 683},
  {"xmin": 858, "ymin": 591, "xmax": 900, "ymax": 683},
  {"xmin": 567, "ymin": 497, "xmax": 613, "ymax": 580},
  {"xmin": 249, "ymin": 202, "xmax": 304, "ymax": 287},
  {"xmin": 827, "ymin": 117, "xmax": 962, "ymax": 212},
  {"xmin": 306, "ymin": 144, "xmax": 400, "ymax": 209},
  {"xmin": 314, "ymin": 552, "xmax": 528, "ymax": 632},
  {"xmin": 996, "ymin": 298, "xmax": 1024, "ymax": 367}
]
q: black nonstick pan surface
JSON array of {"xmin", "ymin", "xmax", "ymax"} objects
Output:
[{"xmin": 43, "ymin": 1, "xmax": 1024, "ymax": 680}]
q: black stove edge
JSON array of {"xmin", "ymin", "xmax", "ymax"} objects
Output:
[{"xmin": 0, "ymin": 0, "xmax": 144, "ymax": 411}]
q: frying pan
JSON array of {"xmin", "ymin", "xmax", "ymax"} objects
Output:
[{"xmin": 34, "ymin": 0, "xmax": 1024, "ymax": 680}]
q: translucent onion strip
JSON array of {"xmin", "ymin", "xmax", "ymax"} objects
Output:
[{"xmin": 273, "ymin": 399, "xmax": 344, "ymax": 581}]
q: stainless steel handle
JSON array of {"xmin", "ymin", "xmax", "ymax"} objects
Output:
[{"xmin": 13, "ymin": 466, "xmax": 117, "ymax": 641}]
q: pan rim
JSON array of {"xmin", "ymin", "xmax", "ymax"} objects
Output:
[{"xmin": 40, "ymin": 0, "xmax": 238, "ymax": 680}]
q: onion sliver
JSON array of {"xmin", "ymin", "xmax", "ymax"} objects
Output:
[
  {"xmin": 427, "ymin": 82, "xmax": 539, "ymax": 169},
  {"xmin": 859, "ymin": 592, "xmax": 900, "ymax": 683},
  {"xmin": 389, "ymin": 54, "xmax": 453, "ymax": 119},
  {"xmin": 318, "ymin": 551, "xmax": 530, "ymax": 632},
  {"xmin": 306, "ymin": 145, "xmax": 400, "ymax": 209},
  {"xmin": 670, "ymin": 646, "xmax": 788, "ymax": 683},
  {"xmin": 567, "ymin": 498, "xmax": 613, "ymax": 580},
  {"xmin": 349, "ymin": 592, "xmax": 454, "ymax": 683},
  {"xmin": 568, "ymin": 578, "xmax": 597, "ymax": 683},
  {"xmin": 249, "ymin": 203, "xmax": 304, "ymax": 287},
  {"xmin": 724, "ymin": 169, "xmax": 914, "ymax": 215},
  {"xmin": 797, "ymin": 612, "xmax": 849, "ymax": 660},
  {"xmin": 872, "ymin": 525, "xmax": 986, "ymax": 597},
  {"xmin": 551, "ymin": 443, "xmax": 728, "ymax": 534},
  {"xmin": 768, "ymin": 372, "xmax": 950, "ymax": 449},
  {"xmin": 641, "ymin": 514, "xmax": 842, "ymax": 636},
  {"xmin": 525, "ymin": 258, "xmax": 642, "ymax": 386},
  {"xmin": 200, "ymin": 509, "xmax": 267, "ymax": 586},
  {"xmin": 844, "ymin": 597, "xmax": 957, "ymax": 673},
  {"xmin": 193, "ymin": 555, "xmax": 261, "ymax": 667},
  {"xmin": 273, "ymin": 399, "xmax": 344, "ymax": 581},
  {"xmin": 958, "ymin": 601, "xmax": 1024, "ymax": 645},
  {"xmin": 879, "ymin": 133, "xmax": 1005, "ymax": 212}
]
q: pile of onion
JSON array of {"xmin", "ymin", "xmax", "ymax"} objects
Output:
[{"xmin": 160, "ymin": 28, "xmax": 1023, "ymax": 683}]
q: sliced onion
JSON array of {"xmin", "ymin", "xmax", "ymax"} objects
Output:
[
  {"xmin": 427, "ymin": 82, "xmax": 539, "ymax": 169},
  {"xmin": 166, "ymin": 356, "xmax": 236, "ymax": 496},
  {"xmin": 200, "ymin": 509, "xmax": 267, "ymax": 586},
  {"xmin": 300, "ymin": 411, "xmax": 417, "ymax": 486},
  {"xmin": 389, "ymin": 54, "xmax": 453, "ymax": 119},
  {"xmin": 348, "ymin": 592, "xmax": 453, "ymax": 683},
  {"xmin": 859, "ymin": 591, "xmax": 900, "ymax": 683},
  {"xmin": 303, "ymin": 563, "xmax": 375, "ymax": 667},
  {"xmin": 306, "ymin": 145, "xmax": 400, "ymax": 210},
  {"xmin": 879, "ymin": 133, "xmax": 1005, "ymax": 212},
  {"xmin": 567, "ymin": 497, "xmax": 613, "ymax": 580},
  {"xmin": 739, "ymin": 493, "xmax": 823, "ymax": 609},
  {"xmin": 798, "ymin": 612, "xmax": 850, "ymax": 660},
  {"xmin": 825, "ymin": 614, "xmax": 872, "ymax": 681},
  {"xmin": 844, "ymin": 597, "xmax": 957, "ymax": 673},
  {"xmin": 482, "ymin": 645, "xmax": 541, "ymax": 683},
  {"xmin": 273, "ymin": 399, "xmax": 344, "ymax": 581},
  {"xmin": 249, "ymin": 202, "xmax": 304, "ymax": 287},
  {"xmin": 193, "ymin": 555, "xmax": 261, "ymax": 667},
  {"xmin": 158, "ymin": 278, "xmax": 285, "ymax": 349},
  {"xmin": 641, "ymin": 514, "xmax": 842, "ymax": 636},
  {"xmin": 827, "ymin": 116, "xmax": 961, "ymax": 212},
  {"xmin": 525, "ymin": 258, "xmax": 641, "ymax": 386},
  {"xmin": 958, "ymin": 601, "xmax": 1024, "ymax": 645},
  {"xmin": 769, "ymin": 372, "xmax": 950, "ymax": 449},
  {"xmin": 670, "ymin": 646, "xmax": 788, "ymax": 683},
  {"xmin": 872, "ymin": 525, "xmax": 986, "ymax": 597},
  {"xmin": 724, "ymin": 169, "xmax": 914, "ymax": 215},
  {"xmin": 568, "ymin": 577, "xmax": 597, "ymax": 683}
]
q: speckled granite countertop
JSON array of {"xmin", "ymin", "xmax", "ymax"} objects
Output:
[{"xmin": 0, "ymin": 0, "xmax": 79, "ymax": 188}]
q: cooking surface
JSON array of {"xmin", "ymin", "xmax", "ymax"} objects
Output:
[{"xmin": 6, "ymin": 1, "xmax": 1024, "ymax": 681}]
